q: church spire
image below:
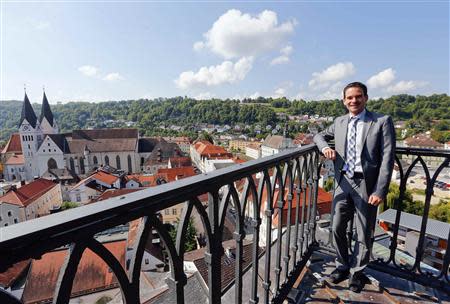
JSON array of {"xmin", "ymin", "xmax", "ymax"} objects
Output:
[
  {"xmin": 20, "ymin": 93, "xmax": 38, "ymax": 128},
  {"xmin": 40, "ymin": 90, "xmax": 54, "ymax": 126}
]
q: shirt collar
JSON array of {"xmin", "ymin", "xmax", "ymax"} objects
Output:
[{"xmin": 349, "ymin": 109, "xmax": 366, "ymax": 121}]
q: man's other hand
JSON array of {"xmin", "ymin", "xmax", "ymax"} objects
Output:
[
  {"xmin": 368, "ymin": 194, "xmax": 383, "ymax": 206},
  {"xmin": 322, "ymin": 147, "xmax": 336, "ymax": 160}
]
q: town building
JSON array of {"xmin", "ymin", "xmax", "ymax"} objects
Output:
[
  {"xmin": 378, "ymin": 209, "xmax": 450, "ymax": 270},
  {"xmin": 245, "ymin": 142, "xmax": 262, "ymax": 159},
  {"xmin": 190, "ymin": 141, "xmax": 233, "ymax": 173},
  {"xmin": 403, "ymin": 133, "xmax": 445, "ymax": 168},
  {"xmin": 260, "ymin": 135, "xmax": 295, "ymax": 158},
  {"xmin": 68, "ymin": 169, "xmax": 123, "ymax": 204},
  {"xmin": 0, "ymin": 178, "xmax": 62, "ymax": 226}
]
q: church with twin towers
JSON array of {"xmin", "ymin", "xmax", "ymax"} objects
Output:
[{"xmin": 3, "ymin": 92, "xmax": 157, "ymax": 181}]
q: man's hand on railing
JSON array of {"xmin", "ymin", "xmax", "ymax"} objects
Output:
[
  {"xmin": 368, "ymin": 194, "xmax": 383, "ymax": 206},
  {"xmin": 322, "ymin": 147, "xmax": 336, "ymax": 160}
]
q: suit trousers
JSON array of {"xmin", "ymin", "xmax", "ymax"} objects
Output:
[{"xmin": 332, "ymin": 174, "xmax": 378, "ymax": 274}]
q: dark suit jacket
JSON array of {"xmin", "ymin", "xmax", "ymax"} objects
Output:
[{"xmin": 313, "ymin": 110, "xmax": 396, "ymax": 199}]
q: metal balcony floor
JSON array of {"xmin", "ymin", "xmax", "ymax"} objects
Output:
[{"xmin": 289, "ymin": 250, "xmax": 450, "ymax": 304}]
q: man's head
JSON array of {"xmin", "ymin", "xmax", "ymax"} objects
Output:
[{"xmin": 342, "ymin": 82, "xmax": 368, "ymax": 116}]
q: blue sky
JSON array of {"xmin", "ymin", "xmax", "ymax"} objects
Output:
[{"xmin": 1, "ymin": 1, "xmax": 449, "ymax": 103}]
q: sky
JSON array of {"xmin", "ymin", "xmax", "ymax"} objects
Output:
[{"xmin": 0, "ymin": 1, "xmax": 449, "ymax": 104}]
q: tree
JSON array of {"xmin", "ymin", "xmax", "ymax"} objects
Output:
[
  {"xmin": 323, "ymin": 177, "xmax": 334, "ymax": 192},
  {"xmin": 429, "ymin": 200, "xmax": 450, "ymax": 222},
  {"xmin": 384, "ymin": 183, "xmax": 414, "ymax": 212},
  {"xmin": 197, "ymin": 132, "xmax": 214, "ymax": 144},
  {"xmin": 61, "ymin": 201, "xmax": 80, "ymax": 210},
  {"xmin": 168, "ymin": 217, "xmax": 198, "ymax": 252}
]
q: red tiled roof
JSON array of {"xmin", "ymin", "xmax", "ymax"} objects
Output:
[
  {"xmin": 1, "ymin": 133, "xmax": 22, "ymax": 154},
  {"xmin": 404, "ymin": 133, "xmax": 444, "ymax": 148},
  {"xmin": 0, "ymin": 178, "xmax": 57, "ymax": 207},
  {"xmin": 91, "ymin": 171, "xmax": 120, "ymax": 185},
  {"xmin": 194, "ymin": 141, "xmax": 232, "ymax": 158},
  {"xmin": 156, "ymin": 167, "xmax": 196, "ymax": 182},
  {"xmin": 125, "ymin": 174, "xmax": 158, "ymax": 187},
  {"xmin": 94, "ymin": 188, "xmax": 143, "ymax": 202},
  {"xmin": 261, "ymin": 186, "xmax": 332, "ymax": 227},
  {"xmin": 0, "ymin": 259, "xmax": 31, "ymax": 288},
  {"xmin": 22, "ymin": 240, "xmax": 126, "ymax": 304},
  {"xmin": 5, "ymin": 154, "xmax": 24, "ymax": 165},
  {"xmin": 168, "ymin": 156, "xmax": 192, "ymax": 168},
  {"xmin": 293, "ymin": 133, "xmax": 314, "ymax": 145}
]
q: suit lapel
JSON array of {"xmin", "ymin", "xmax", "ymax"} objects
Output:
[
  {"xmin": 361, "ymin": 110, "xmax": 374, "ymax": 152},
  {"xmin": 338, "ymin": 115, "xmax": 349, "ymax": 153}
]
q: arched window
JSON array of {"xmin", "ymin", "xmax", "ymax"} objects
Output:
[
  {"xmin": 69, "ymin": 157, "xmax": 75, "ymax": 171},
  {"xmin": 105, "ymin": 155, "xmax": 109, "ymax": 166},
  {"xmin": 140, "ymin": 157, "xmax": 145, "ymax": 166},
  {"xmin": 79, "ymin": 157, "xmax": 85, "ymax": 174},
  {"xmin": 116, "ymin": 155, "xmax": 121, "ymax": 169},
  {"xmin": 93, "ymin": 156, "xmax": 98, "ymax": 164},
  {"xmin": 47, "ymin": 158, "xmax": 57, "ymax": 170},
  {"xmin": 127, "ymin": 155, "xmax": 132, "ymax": 173}
]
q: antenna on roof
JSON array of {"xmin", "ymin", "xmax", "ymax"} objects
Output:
[
  {"xmin": 24, "ymin": 84, "xmax": 27, "ymax": 94},
  {"xmin": 43, "ymin": 85, "xmax": 45, "ymax": 93}
]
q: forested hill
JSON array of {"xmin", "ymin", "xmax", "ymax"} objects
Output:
[{"xmin": 0, "ymin": 94, "xmax": 448, "ymax": 143}]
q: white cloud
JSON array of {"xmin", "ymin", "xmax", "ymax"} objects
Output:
[
  {"xmin": 103, "ymin": 73, "xmax": 125, "ymax": 81},
  {"xmin": 280, "ymin": 45, "xmax": 293, "ymax": 56},
  {"xmin": 193, "ymin": 41, "xmax": 205, "ymax": 51},
  {"xmin": 194, "ymin": 92, "xmax": 216, "ymax": 100},
  {"xmin": 386, "ymin": 80, "xmax": 428, "ymax": 94},
  {"xmin": 309, "ymin": 62, "xmax": 355, "ymax": 88},
  {"xmin": 78, "ymin": 65, "xmax": 99, "ymax": 77},
  {"xmin": 233, "ymin": 92, "xmax": 261, "ymax": 100},
  {"xmin": 367, "ymin": 68, "xmax": 396, "ymax": 89},
  {"xmin": 248, "ymin": 92, "xmax": 261, "ymax": 99},
  {"xmin": 196, "ymin": 9, "xmax": 296, "ymax": 59},
  {"xmin": 316, "ymin": 81, "xmax": 343, "ymax": 100},
  {"xmin": 270, "ymin": 45, "xmax": 293, "ymax": 66},
  {"xmin": 175, "ymin": 57, "xmax": 253, "ymax": 89},
  {"xmin": 273, "ymin": 87, "xmax": 286, "ymax": 98},
  {"xmin": 270, "ymin": 55, "xmax": 289, "ymax": 65}
]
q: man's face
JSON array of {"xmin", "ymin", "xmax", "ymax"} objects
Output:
[{"xmin": 343, "ymin": 87, "xmax": 368, "ymax": 116}]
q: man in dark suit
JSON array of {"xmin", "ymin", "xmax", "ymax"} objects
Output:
[{"xmin": 313, "ymin": 82, "xmax": 395, "ymax": 292}]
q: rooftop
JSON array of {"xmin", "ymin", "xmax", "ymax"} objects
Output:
[{"xmin": 378, "ymin": 208, "xmax": 450, "ymax": 239}]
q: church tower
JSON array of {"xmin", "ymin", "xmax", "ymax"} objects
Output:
[
  {"xmin": 19, "ymin": 93, "xmax": 44, "ymax": 180},
  {"xmin": 39, "ymin": 91, "xmax": 59, "ymax": 134}
]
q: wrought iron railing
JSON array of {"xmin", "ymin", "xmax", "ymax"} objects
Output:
[
  {"xmin": 370, "ymin": 147, "xmax": 450, "ymax": 292},
  {"xmin": 0, "ymin": 144, "xmax": 321, "ymax": 304},
  {"xmin": 321, "ymin": 147, "xmax": 450, "ymax": 293}
]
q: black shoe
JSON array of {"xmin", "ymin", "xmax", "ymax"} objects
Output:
[
  {"xmin": 349, "ymin": 272, "xmax": 368, "ymax": 293},
  {"xmin": 329, "ymin": 268, "xmax": 350, "ymax": 284}
]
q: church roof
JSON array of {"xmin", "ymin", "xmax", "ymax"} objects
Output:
[
  {"xmin": 20, "ymin": 93, "xmax": 37, "ymax": 128},
  {"xmin": 71, "ymin": 128, "xmax": 138, "ymax": 140},
  {"xmin": 47, "ymin": 134, "xmax": 71, "ymax": 153},
  {"xmin": 1, "ymin": 133, "xmax": 22, "ymax": 154},
  {"xmin": 67, "ymin": 129, "xmax": 139, "ymax": 153},
  {"xmin": 138, "ymin": 137, "xmax": 160, "ymax": 153},
  {"xmin": 39, "ymin": 92, "xmax": 55, "ymax": 126},
  {"xmin": 68, "ymin": 138, "xmax": 137, "ymax": 153}
]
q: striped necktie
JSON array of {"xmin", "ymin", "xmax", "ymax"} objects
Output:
[{"xmin": 346, "ymin": 117, "xmax": 359, "ymax": 178}]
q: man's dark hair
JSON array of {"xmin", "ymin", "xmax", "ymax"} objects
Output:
[{"xmin": 343, "ymin": 82, "xmax": 368, "ymax": 98}]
